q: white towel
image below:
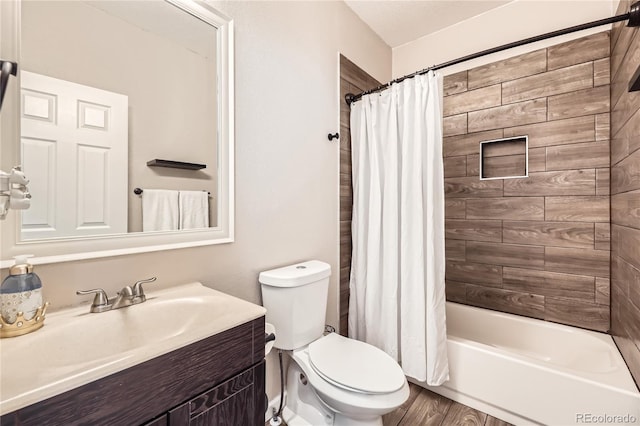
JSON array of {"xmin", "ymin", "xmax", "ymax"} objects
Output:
[
  {"xmin": 142, "ymin": 189, "xmax": 179, "ymax": 232},
  {"xmin": 179, "ymin": 191, "xmax": 209, "ymax": 230}
]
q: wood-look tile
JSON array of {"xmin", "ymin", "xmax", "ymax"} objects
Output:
[
  {"xmin": 612, "ymin": 1, "xmax": 631, "ymax": 48},
  {"xmin": 612, "ymin": 78, "xmax": 640, "ymax": 139},
  {"xmin": 397, "ymin": 389, "xmax": 452, "ymax": 426},
  {"xmin": 612, "ymin": 190, "xmax": 640, "ymax": 229},
  {"xmin": 595, "ymin": 223, "xmax": 610, "ymax": 251},
  {"xmin": 467, "ymin": 241, "xmax": 545, "ymax": 269},
  {"xmin": 444, "ymin": 156, "xmax": 467, "ymax": 178},
  {"xmin": 612, "ymin": 104, "xmax": 640, "ymax": 160},
  {"xmin": 340, "ymin": 221, "xmax": 351, "ymax": 245},
  {"xmin": 611, "ymin": 128, "xmax": 630, "ymax": 166},
  {"xmin": 626, "ymin": 110, "xmax": 640, "ymax": 155},
  {"xmin": 547, "ymin": 31, "xmax": 610, "ymax": 71},
  {"xmin": 485, "ymin": 416, "xmax": 514, "ymax": 426},
  {"xmin": 466, "ymin": 284, "xmax": 545, "ymax": 319},
  {"xmin": 340, "ymin": 55, "xmax": 380, "ymax": 93},
  {"xmin": 503, "ymin": 170, "xmax": 596, "ymax": 197},
  {"xmin": 466, "ymin": 197, "xmax": 544, "ymax": 220},
  {"xmin": 446, "ymin": 261, "xmax": 503, "ymax": 287},
  {"xmin": 468, "ymin": 98, "xmax": 547, "ymax": 133},
  {"xmin": 340, "ymin": 148, "xmax": 352, "ymax": 175},
  {"xmin": 545, "ymin": 196, "xmax": 609, "ymax": 222},
  {"xmin": 444, "ymin": 129, "xmax": 503, "ymax": 157},
  {"xmin": 503, "ymin": 221, "xmax": 594, "ymax": 249},
  {"xmin": 547, "ymin": 86, "xmax": 610, "ymax": 121},
  {"xmin": 611, "ymin": 20, "xmax": 640, "ymax": 386},
  {"xmin": 545, "ymin": 247, "xmax": 610, "ymax": 278},
  {"xmin": 596, "ymin": 168, "xmax": 610, "ymax": 196},
  {"xmin": 545, "ymin": 297, "xmax": 610, "ymax": 332},
  {"xmin": 596, "ymin": 277, "xmax": 610, "ymax": 306},
  {"xmin": 443, "ymin": 401, "xmax": 487, "ymax": 426},
  {"xmin": 615, "ymin": 225, "xmax": 640, "ymax": 272},
  {"xmin": 545, "ymin": 140, "xmax": 609, "ymax": 171},
  {"xmin": 611, "ymin": 253, "xmax": 632, "ymax": 299},
  {"xmin": 467, "ymin": 49, "xmax": 547, "ymax": 90},
  {"xmin": 466, "ymin": 154, "xmax": 479, "ymax": 176},
  {"xmin": 619, "ymin": 296, "xmax": 640, "ymax": 349},
  {"xmin": 611, "ymin": 28, "xmax": 640, "ymax": 111},
  {"xmin": 446, "ymin": 219, "xmax": 502, "ymax": 242},
  {"xmin": 613, "ymin": 335, "xmax": 640, "ymax": 388},
  {"xmin": 445, "ymin": 177, "xmax": 503, "ymax": 198},
  {"xmin": 445, "ymin": 280, "xmax": 467, "ymax": 303},
  {"xmin": 612, "ymin": 148, "xmax": 640, "ymax": 194},
  {"xmin": 529, "ymin": 147, "xmax": 546, "ymax": 172},
  {"xmin": 503, "ymin": 267, "xmax": 594, "ymax": 300},
  {"xmin": 445, "ymin": 199, "xmax": 466, "ymax": 219},
  {"xmin": 594, "ymin": 58, "xmax": 611, "ymax": 87},
  {"xmin": 443, "ymin": 71, "xmax": 468, "ymax": 96},
  {"xmin": 504, "ymin": 116, "xmax": 595, "ymax": 148},
  {"xmin": 401, "ymin": 383, "xmax": 424, "ymax": 411},
  {"xmin": 444, "ymin": 113, "xmax": 467, "ymax": 137},
  {"xmin": 595, "ymin": 113, "xmax": 610, "ymax": 141},
  {"xmin": 502, "ymin": 62, "xmax": 593, "ymax": 104},
  {"xmin": 482, "ymin": 154, "xmax": 526, "ymax": 179},
  {"xmin": 446, "ymin": 239, "xmax": 466, "ymax": 261},
  {"xmin": 444, "ymin": 84, "xmax": 501, "ymax": 117}
]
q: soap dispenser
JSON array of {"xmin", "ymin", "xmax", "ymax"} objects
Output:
[{"xmin": 0, "ymin": 255, "xmax": 48, "ymax": 337}]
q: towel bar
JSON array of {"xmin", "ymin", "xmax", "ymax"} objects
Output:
[{"xmin": 133, "ymin": 188, "xmax": 211, "ymax": 196}]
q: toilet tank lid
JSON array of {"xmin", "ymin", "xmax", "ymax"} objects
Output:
[{"xmin": 259, "ymin": 260, "xmax": 331, "ymax": 287}]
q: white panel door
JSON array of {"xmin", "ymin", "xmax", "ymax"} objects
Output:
[{"xmin": 20, "ymin": 71, "xmax": 128, "ymax": 240}]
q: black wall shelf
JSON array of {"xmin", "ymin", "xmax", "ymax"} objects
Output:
[{"xmin": 146, "ymin": 159, "xmax": 206, "ymax": 170}]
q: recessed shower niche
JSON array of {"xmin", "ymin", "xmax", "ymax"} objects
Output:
[{"xmin": 479, "ymin": 136, "xmax": 528, "ymax": 180}]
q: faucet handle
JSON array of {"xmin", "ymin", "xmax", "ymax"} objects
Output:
[
  {"xmin": 76, "ymin": 288, "xmax": 110, "ymax": 313},
  {"xmin": 132, "ymin": 277, "xmax": 157, "ymax": 302}
]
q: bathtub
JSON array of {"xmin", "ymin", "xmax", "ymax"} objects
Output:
[{"xmin": 417, "ymin": 302, "xmax": 640, "ymax": 426}]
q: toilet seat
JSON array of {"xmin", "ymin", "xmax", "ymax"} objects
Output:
[{"xmin": 307, "ymin": 333, "xmax": 406, "ymax": 394}]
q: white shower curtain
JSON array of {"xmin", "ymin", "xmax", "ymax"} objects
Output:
[{"xmin": 348, "ymin": 71, "xmax": 449, "ymax": 385}]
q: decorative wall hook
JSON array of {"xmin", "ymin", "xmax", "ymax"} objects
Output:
[{"xmin": 328, "ymin": 133, "xmax": 340, "ymax": 141}]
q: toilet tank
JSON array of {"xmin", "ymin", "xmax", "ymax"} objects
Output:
[{"xmin": 259, "ymin": 260, "xmax": 331, "ymax": 350}]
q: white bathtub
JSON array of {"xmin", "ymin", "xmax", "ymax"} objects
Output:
[{"xmin": 417, "ymin": 302, "xmax": 640, "ymax": 426}]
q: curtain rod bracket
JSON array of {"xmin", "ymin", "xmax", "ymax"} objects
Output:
[
  {"xmin": 345, "ymin": 93, "xmax": 356, "ymax": 106},
  {"xmin": 629, "ymin": 1, "xmax": 640, "ymax": 26}
]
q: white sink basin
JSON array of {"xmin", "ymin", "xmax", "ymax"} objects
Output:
[{"xmin": 0, "ymin": 282, "xmax": 266, "ymax": 415}]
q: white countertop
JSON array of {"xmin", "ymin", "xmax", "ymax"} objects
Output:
[{"xmin": 0, "ymin": 282, "xmax": 266, "ymax": 415}]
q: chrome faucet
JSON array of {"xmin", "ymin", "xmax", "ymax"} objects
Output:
[{"xmin": 76, "ymin": 277, "xmax": 157, "ymax": 313}]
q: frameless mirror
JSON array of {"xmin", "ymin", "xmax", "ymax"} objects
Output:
[{"xmin": 0, "ymin": 0, "xmax": 234, "ymax": 266}]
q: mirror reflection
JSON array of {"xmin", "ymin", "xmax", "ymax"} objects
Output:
[{"xmin": 19, "ymin": 0, "xmax": 219, "ymax": 241}]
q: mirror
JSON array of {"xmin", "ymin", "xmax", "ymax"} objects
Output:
[{"xmin": 0, "ymin": 0, "xmax": 234, "ymax": 266}]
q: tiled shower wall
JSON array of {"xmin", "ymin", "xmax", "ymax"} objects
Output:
[
  {"xmin": 443, "ymin": 32, "xmax": 611, "ymax": 332},
  {"xmin": 339, "ymin": 55, "xmax": 380, "ymax": 336},
  {"xmin": 611, "ymin": 0, "xmax": 640, "ymax": 386}
]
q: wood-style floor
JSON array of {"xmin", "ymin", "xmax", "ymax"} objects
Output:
[
  {"xmin": 383, "ymin": 383, "xmax": 512, "ymax": 426},
  {"xmin": 267, "ymin": 383, "xmax": 512, "ymax": 426}
]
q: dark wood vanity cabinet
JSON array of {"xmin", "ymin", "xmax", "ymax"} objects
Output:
[{"xmin": 1, "ymin": 317, "xmax": 266, "ymax": 426}]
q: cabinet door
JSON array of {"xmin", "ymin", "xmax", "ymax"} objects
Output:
[{"xmin": 169, "ymin": 362, "xmax": 265, "ymax": 426}]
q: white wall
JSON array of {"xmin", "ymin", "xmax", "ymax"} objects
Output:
[
  {"xmin": 393, "ymin": 0, "xmax": 615, "ymax": 78},
  {"xmin": 2, "ymin": 0, "xmax": 390, "ymax": 404}
]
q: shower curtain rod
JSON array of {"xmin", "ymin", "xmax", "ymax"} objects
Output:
[{"xmin": 345, "ymin": 2, "xmax": 640, "ymax": 106}]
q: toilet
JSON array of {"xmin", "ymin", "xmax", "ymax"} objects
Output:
[{"xmin": 260, "ymin": 260, "xmax": 409, "ymax": 426}]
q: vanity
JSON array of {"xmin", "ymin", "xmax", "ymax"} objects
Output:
[{"xmin": 0, "ymin": 283, "xmax": 266, "ymax": 425}]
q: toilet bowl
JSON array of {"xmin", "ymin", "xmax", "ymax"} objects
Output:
[{"xmin": 260, "ymin": 260, "xmax": 409, "ymax": 426}]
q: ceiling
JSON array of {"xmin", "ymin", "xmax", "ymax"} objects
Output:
[{"xmin": 344, "ymin": 0, "xmax": 512, "ymax": 48}]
